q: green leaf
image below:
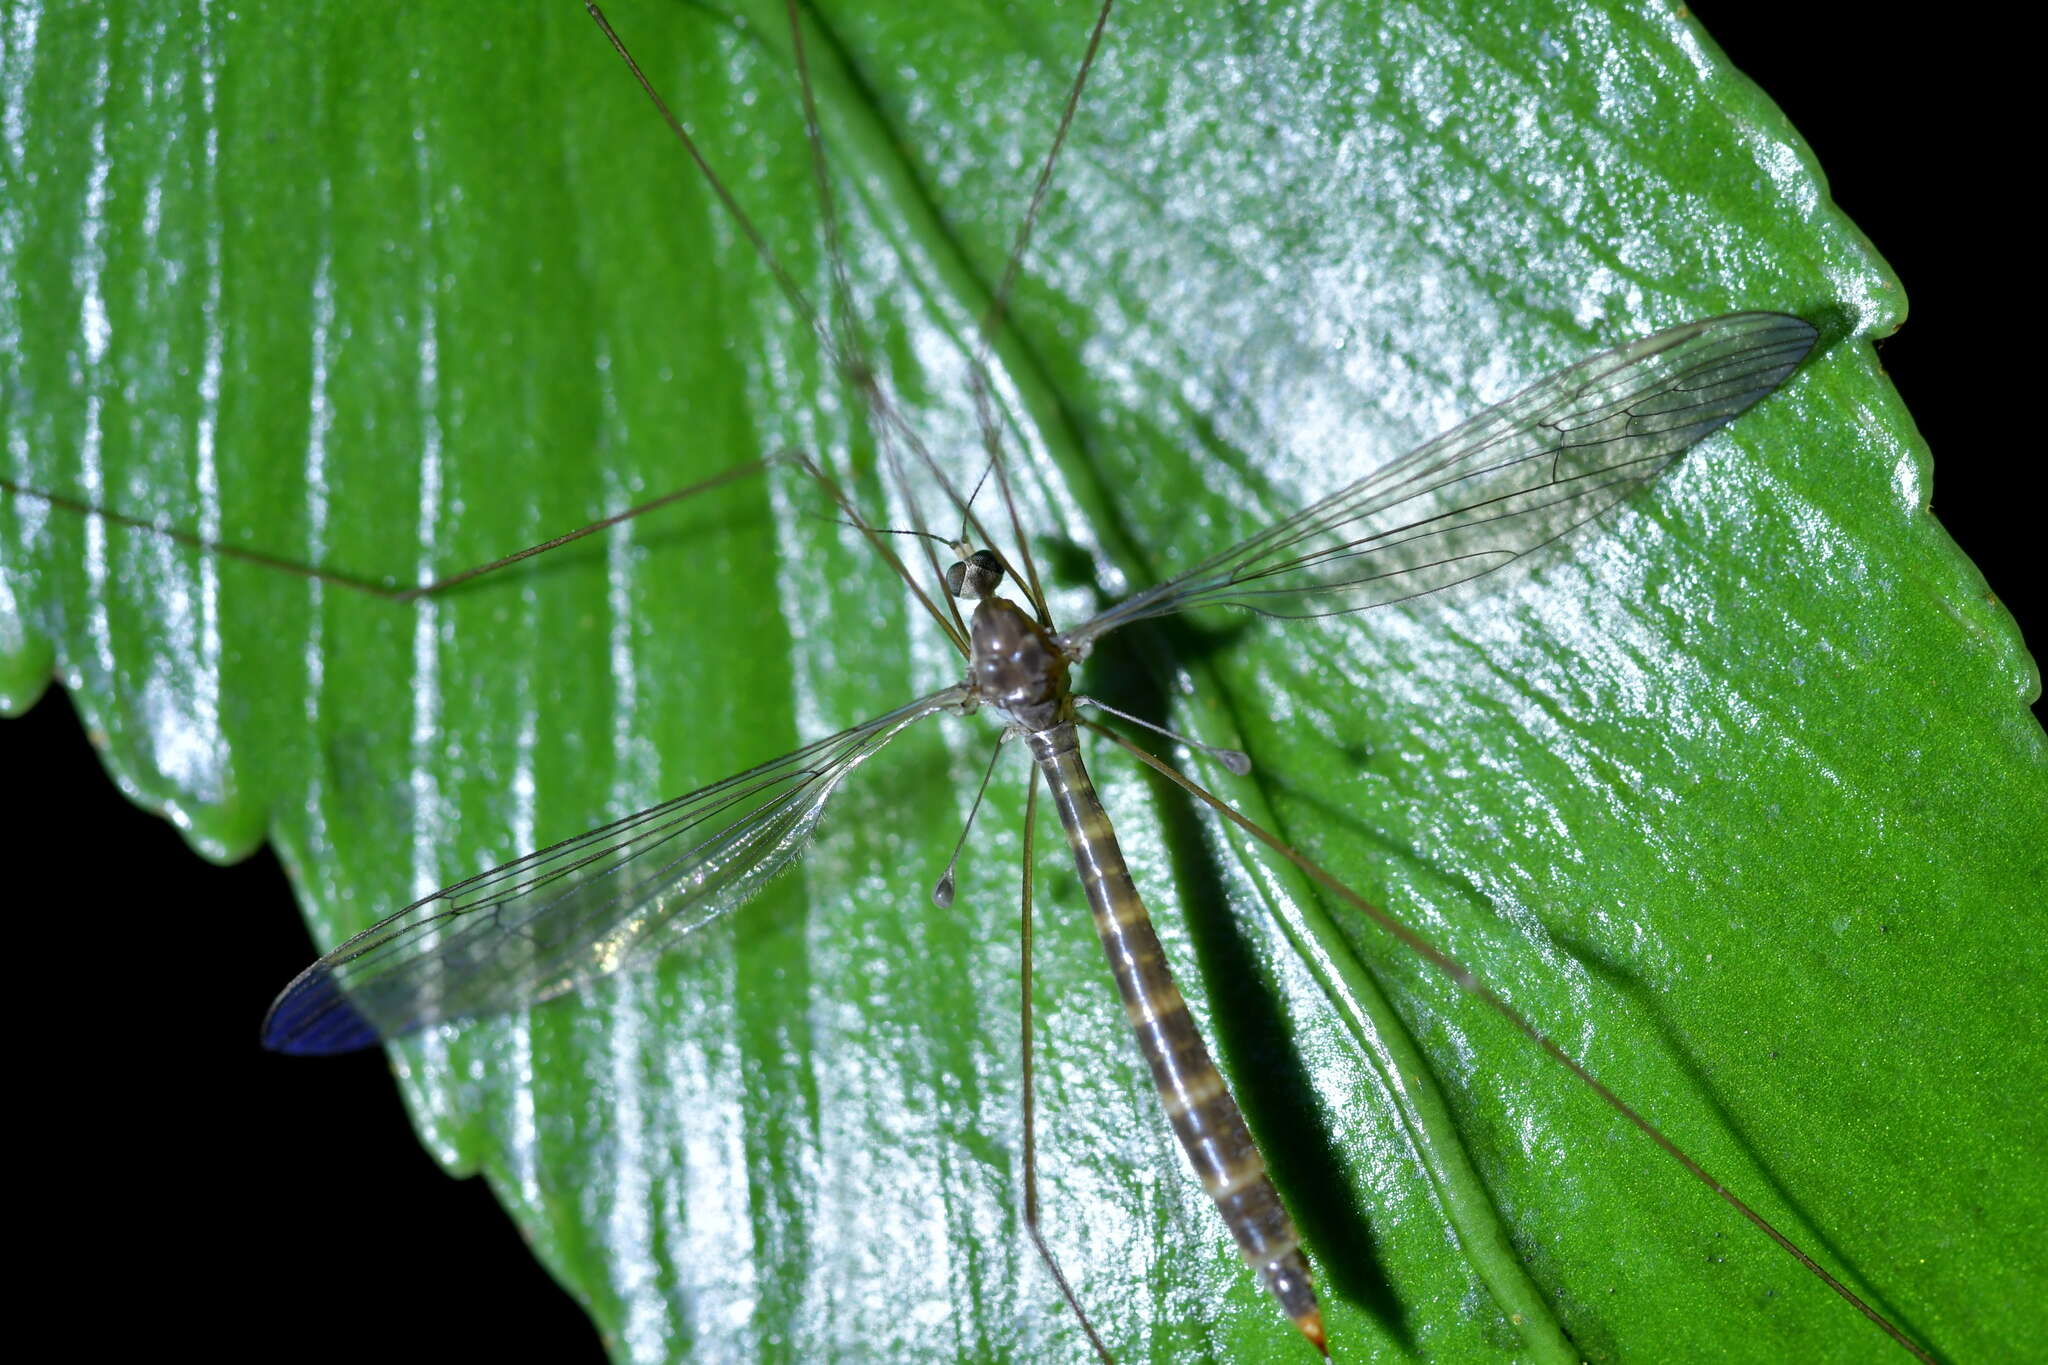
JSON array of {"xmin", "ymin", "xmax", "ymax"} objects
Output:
[{"xmin": 4, "ymin": 2, "xmax": 2041, "ymax": 1362}]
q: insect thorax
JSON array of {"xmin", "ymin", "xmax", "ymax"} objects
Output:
[{"xmin": 969, "ymin": 597, "xmax": 1072, "ymax": 734}]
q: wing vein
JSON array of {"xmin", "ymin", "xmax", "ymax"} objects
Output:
[{"xmin": 263, "ymin": 685, "xmax": 967, "ymax": 1053}]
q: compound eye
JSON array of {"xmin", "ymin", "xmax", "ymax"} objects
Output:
[
  {"xmin": 945, "ymin": 560, "xmax": 969, "ymax": 598},
  {"xmin": 962, "ymin": 549, "xmax": 1005, "ymax": 599}
]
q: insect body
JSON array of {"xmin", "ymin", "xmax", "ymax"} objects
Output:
[
  {"xmin": 2, "ymin": 2, "xmax": 1994, "ymax": 1360},
  {"xmin": 258, "ymin": 308, "xmax": 1828, "ymax": 1358},
  {"xmin": 973, "ymin": 574, "xmax": 1320, "ymax": 1349}
]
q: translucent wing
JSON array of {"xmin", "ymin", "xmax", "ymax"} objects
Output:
[
  {"xmin": 1062, "ymin": 313, "xmax": 1818, "ymax": 647},
  {"xmin": 263, "ymin": 686, "xmax": 968, "ymax": 1054}
]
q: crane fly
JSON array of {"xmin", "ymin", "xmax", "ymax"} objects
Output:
[
  {"xmin": 254, "ymin": 288, "xmax": 1826, "ymax": 1365},
  {"xmin": 0, "ymin": 2, "xmax": 1953, "ymax": 1362}
]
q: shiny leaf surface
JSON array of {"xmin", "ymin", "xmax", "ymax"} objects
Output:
[{"xmin": 4, "ymin": 2, "xmax": 2042, "ymax": 1362}]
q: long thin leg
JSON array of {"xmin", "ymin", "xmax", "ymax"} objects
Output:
[
  {"xmin": 783, "ymin": 0, "xmax": 869, "ymax": 384},
  {"xmin": 585, "ymin": 1, "xmax": 982, "ymax": 651},
  {"xmin": 1089, "ymin": 721, "xmax": 1938, "ymax": 1365},
  {"xmin": 5, "ymin": 445, "xmax": 968, "ymax": 657},
  {"xmin": 765, "ymin": 0, "xmax": 1017, "ymax": 628},
  {"xmin": 973, "ymin": 0, "xmax": 1120, "ymax": 370},
  {"xmin": 962, "ymin": 0, "xmax": 1121, "ymax": 629},
  {"xmin": 658, "ymin": 0, "xmax": 1111, "ymax": 636},
  {"xmin": 4, "ymin": 457, "xmax": 754, "ymax": 600},
  {"xmin": 1018, "ymin": 766, "xmax": 1113, "ymax": 1365},
  {"xmin": 584, "ymin": 2, "xmax": 825, "ymax": 356}
]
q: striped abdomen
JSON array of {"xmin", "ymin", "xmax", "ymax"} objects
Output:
[{"xmin": 1027, "ymin": 723, "xmax": 1324, "ymax": 1354}]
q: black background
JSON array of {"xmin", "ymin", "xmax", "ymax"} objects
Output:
[{"xmin": 9, "ymin": 11, "xmax": 2026, "ymax": 1362}]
